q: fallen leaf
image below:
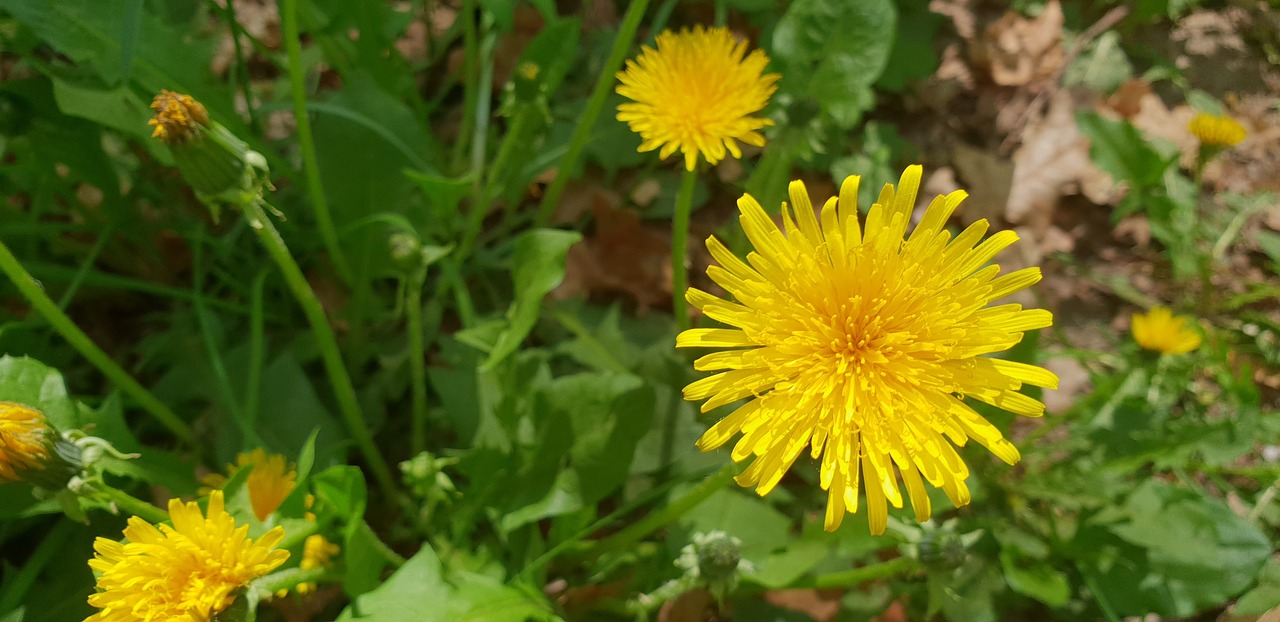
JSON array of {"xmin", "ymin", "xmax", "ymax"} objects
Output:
[
  {"xmin": 950, "ymin": 142, "xmax": 1013, "ymax": 226},
  {"xmin": 763, "ymin": 588, "xmax": 843, "ymax": 622},
  {"xmin": 1008, "ymin": 92, "xmax": 1115, "ymax": 227},
  {"xmin": 972, "ymin": 0, "xmax": 1064, "ymax": 87},
  {"xmin": 554, "ymin": 197, "xmax": 671, "ymax": 312}
]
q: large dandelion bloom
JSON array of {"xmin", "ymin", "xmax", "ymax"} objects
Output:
[
  {"xmin": 678, "ymin": 166, "xmax": 1058, "ymax": 534},
  {"xmin": 616, "ymin": 26, "xmax": 779, "ymax": 171},
  {"xmin": 87, "ymin": 490, "xmax": 289, "ymax": 621},
  {"xmin": 0, "ymin": 402, "xmax": 52, "ymax": 483},
  {"xmin": 1132, "ymin": 307, "xmax": 1201, "ymax": 355}
]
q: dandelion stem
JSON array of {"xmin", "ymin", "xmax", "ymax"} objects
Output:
[
  {"xmin": 0, "ymin": 239, "xmax": 197, "ymax": 445},
  {"xmin": 408, "ymin": 267, "xmax": 429, "ymax": 455},
  {"xmin": 240, "ymin": 199, "xmax": 397, "ymax": 500},
  {"xmin": 535, "ymin": 0, "xmax": 650, "ymax": 227},
  {"xmin": 282, "ymin": 0, "xmax": 352, "ymax": 284},
  {"xmin": 671, "ymin": 167, "xmax": 697, "ymax": 331},
  {"xmin": 96, "ymin": 485, "xmax": 170, "ymax": 525},
  {"xmin": 784, "ymin": 556, "xmax": 920, "ymax": 590},
  {"xmin": 580, "ymin": 462, "xmax": 737, "ymax": 561}
]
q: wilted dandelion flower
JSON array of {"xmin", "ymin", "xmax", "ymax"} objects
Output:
[
  {"xmin": 0, "ymin": 402, "xmax": 53, "ymax": 483},
  {"xmin": 1188, "ymin": 112, "xmax": 1247, "ymax": 147},
  {"xmin": 678, "ymin": 166, "xmax": 1058, "ymax": 534},
  {"xmin": 87, "ymin": 490, "xmax": 289, "ymax": 621},
  {"xmin": 616, "ymin": 26, "xmax": 779, "ymax": 171},
  {"xmin": 203, "ymin": 449, "xmax": 297, "ymax": 521},
  {"xmin": 1132, "ymin": 307, "xmax": 1201, "ymax": 355}
]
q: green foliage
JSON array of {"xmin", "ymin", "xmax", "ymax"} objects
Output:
[{"xmin": 0, "ymin": 1, "xmax": 1276, "ymax": 622}]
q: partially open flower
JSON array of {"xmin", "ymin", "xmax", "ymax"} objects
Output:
[
  {"xmin": 202, "ymin": 449, "xmax": 297, "ymax": 521},
  {"xmin": 0, "ymin": 402, "xmax": 81, "ymax": 489}
]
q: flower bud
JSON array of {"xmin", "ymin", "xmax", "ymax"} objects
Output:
[
  {"xmin": 149, "ymin": 91, "xmax": 270, "ymax": 218},
  {"xmin": 0, "ymin": 402, "xmax": 82, "ymax": 490}
]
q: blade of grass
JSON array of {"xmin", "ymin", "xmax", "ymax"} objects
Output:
[
  {"xmin": 534, "ymin": 0, "xmax": 650, "ymax": 226},
  {"xmin": 0, "ymin": 239, "xmax": 197, "ymax": 445},
  {"xmin": 281, "ymin": 0, "xmax": 352, "ymax": 284}
]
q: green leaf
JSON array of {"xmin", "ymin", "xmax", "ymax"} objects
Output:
[
  {"xmin": 999, "ymin": 550, "xmax": 1070, "ymax": 607},
  {"xmin": 480, "ymin": 229, "xmax": 582, "ymax": 371},
  {"xmin": 773, "ymin": 0, "xmax": 897, "ymax": 128},
  {"xmin": 1076, "ymin": 111, "xmax": 1172, "ymax": 190},
  {"xmin": 875, "ymin": 0, "xmax": 942, "ymax": 92},
  {"xmin": 49, "ymin": 78, "xmax": 171, "ymax": 163},
  {"xmin": 1082, "ymin": 481, "xmax": 1272, "ymax": 617},
  {"xmin": 515, "ymin": 17, "xmax": 581, "ymax": 97},
  {"xmin": 1256, "ymin": 230, "xmax": 1280, "ymax": 270},
  {"xmin": 336, "ymin": 546, "xmax": 450, "ymax": 621},
  {"xmin": 1235, "ymin": 558, "xmax": 1280, "ymax": 615},
  {"xmin": 680, "ymin": 489, "xmax": 791, "ymax": 560},
  {"xmin": 0, "ymin": 355, "xmax": 81, "ymax": 432}
]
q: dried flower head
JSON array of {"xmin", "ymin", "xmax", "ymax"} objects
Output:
[
  {"xmin": 678, "ymin": 166, "xmax": 1057, "ymax": 534},
  {"xmin": 616, "ymin": 26, "xmax": 779, "ymax": 171}
]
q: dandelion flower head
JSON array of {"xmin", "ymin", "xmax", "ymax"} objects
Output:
[
  {"xmin": 296, "ymin": 535, "xmax": 340, "ymax": 595},
  {"xmin": 0, "ymin": 402, "xmax": 52, "ymax": 484},
  {"xmin": 1188, "ymin": 112, "xmax": 1246, "ymax": 147},
  {"xmin": 1132, "ymin": 306, "xmax": 1201, "ymax": 355},
  {"xmin": 87, "ymin": 490, "xmax": 289, "ymax": 621},
  {"xmin": 616, "ymin": 25, "xmax": 779, "ymax": 171},
  {"xmin": 678, "ymin": 166, "xmax": 1058, "ymax": 534},
  {"xmin": 202, "ymin": 449, "xmax": 297, "ymax": 521}
]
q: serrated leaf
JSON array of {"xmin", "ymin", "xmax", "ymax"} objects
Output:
[{"xmin": 481, "ymin": 229, "xmax": 582, "ymax": 371}]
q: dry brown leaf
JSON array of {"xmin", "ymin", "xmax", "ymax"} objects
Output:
[
  {"xmin": 1040, "ymin": 356, "xmax": 1091, "ymax": 413},
  {"xmin": 1123, "ymin": 88, "xmax": 1197, "ymax": 169},
  {"xmin": 763, "ymin": 588, "xmax": 843, "ymax": 622},
  {"xmin": 929, "ymin": 0, "xmax": 976, "ymax": 39},
  {"xmin": 972, "ymin": 0, "xmax": 1064, "ymax": 87},
  {"xmin": 554, "ymin": 198, "xmax": 671, "ymax": 312},
  {"xmin": 658, "ymin": 588, "xmax": 718, "ymax": 622},
  {"xmin": 1008, "ymin": 92, "xmax": 1115, "ymax": 227},
  {"xmin": 950, "ymin": 143, "xmax": 1013, "ymax": 225}
]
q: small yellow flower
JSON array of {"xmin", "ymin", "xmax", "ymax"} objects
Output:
[
  {"xmin": 148, "ymin": 90, "xmax": 209, "ymax": 144},
  {"xmin": 678, "ymin": 166, "xmax": 1057, "ymax": 534},
  {"xmin": 87, "ymin": 490, "xmax": 289, "ymax": 621},
  {"xmin": 203, "ymin": 449, "xmax": 297, "ymax": 521},
  {"xmin": 1188, "ymin": 112, "xmax": 1247, "ymax": 147},
  {"xmin": 1132, "ymin": 307, "xmax": 1201, "ymax": 355},
  {"xmin": 0, "ymin": 402, "xmax": 52, "ymax": 484},
  {"xmin": 616, "ymin": 26, "xmax": 779, "ymax": 171},
  {"xmin": 296, "ymin": 535, "xmax": 340, "ymax": 595}
]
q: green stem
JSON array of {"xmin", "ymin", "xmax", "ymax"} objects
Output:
[
  {"xmin": 459, "ymin": 29, "xmax": 497, "ymax": 262},
  {"xmin": 671, "ymin": 168, "xmax": 697, "ymax": 331},
  {"xmin": 579, "ymin": 462, "xmax": 737, "ymax": 561},
  {"xmin": 241, "ymin": 200, "xmax": 396, "ymax": 500},
  {"xmin": 535, "ymin": 0, "xmax": 650, "ymax": 227},
  {"xmin": 407, "ymin": 268, "xmax": 429, "ymax": 455},
  {"xmin": 222, "ymin": 0, "xmax": 261, "ymax": 134},
  {"xmin": 96, "ymin": 484, "xmax": 170, "ymax": 524},
  {"xmin": 281, "ymin": 0, "xmax": 352, "ymax": 283},
  {"xmin": 0, "ymin": 239, "xmax": 197, "ymax": 445},
  {"xmin": 452, "ymin": 0, "xmax": 479, "ymax": 169},
  {"xmin": 783, "ymin": 556, "xmax": 919, "ymax": 590}
]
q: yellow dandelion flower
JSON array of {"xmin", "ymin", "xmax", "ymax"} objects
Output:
[
  {"xmin": 296, "ymin": 535, "xmax": 340, "ymax": 595},
  {"xmin": 616, "ymin": 26, "xmax": 779, "ymax": 171},
  {"xmin": 148, "ymin": 90, "xmax": 209, "ymax": 144},
  {"xmin": 87, "ymin": 490, "xmax": 289, "ymax": 621},
  {"xmin": 0, "ymin": 402, "xmax": 52, "ymax": 484},
  {"xmin": 1132, "ymin": 307, "xmax": 1201, "ymax": 355},
  {"xmin": 202, "ymin": 449, "xmax": 297, "ymax": 521},
  {"xmin": 677, "ymin": 166, "xmax": 1058, "ymax": 534},
  {"xmin": 1188, "ymin": 112, "xmax": 1247, "ymax": 147}
]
